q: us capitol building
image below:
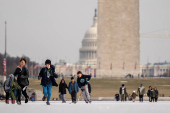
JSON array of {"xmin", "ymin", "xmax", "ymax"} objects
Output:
[{"xmin": 78, "ymin": 9, "xmax": 98, "ymax": 65}]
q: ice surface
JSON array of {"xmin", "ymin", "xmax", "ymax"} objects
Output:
[{"xmin": 0, "ymin": 101, "xmax": 170, "ymax": 113}]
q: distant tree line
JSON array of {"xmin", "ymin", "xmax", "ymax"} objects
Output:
[{"xmin": 0, "ymin": 53, "xmax": 37, "ymax": 76}]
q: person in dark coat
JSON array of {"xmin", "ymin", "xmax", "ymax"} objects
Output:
[
  {"xmin": 59, "ymin": 79, "xmax": 68, "ymax": 103},
  {"xmin": 38, "ymin": 59, "xmax": 58, "ymax": 105},
  {"xmin": 115, "ymin": 93, "xmax": 119, "ymax": 101},
  {"xmin": 68, "ymin": 77, "xmax": 79, "ymax": 103},
  {"xmin": 147, "ymin": 86, "xmax": 152, "ymax": 102},
  {"xmin": 13, "ymin": 58, "xmax": 29, "ymax": 105},
  {"xmin": 151, "ymin": 88, "xmax": 156, "ymax": 102},
  {"xmin": 119, "ymin": 84, "xmax": 127, "ymax": 102},
  {"xmin": 77, "ymin": 71, "xmax": 91, "ymax": 103},
  {"xmin": 155, "ymin": 87, "xmax": 159, "ymax": 102}
]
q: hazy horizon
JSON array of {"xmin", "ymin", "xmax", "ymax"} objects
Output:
[{"xmin": 0, "ymin": 0, "xmax": 170, "ymax": 65}]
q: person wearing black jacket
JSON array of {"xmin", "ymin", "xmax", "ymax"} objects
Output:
[
  {"xmin": 59, "ymin": 79, "xmax": 68, "ymax": 103},
  {"xmin": 147, "ymin": 86, "xmax": 152, "ymax": 102},
  {"xmin": 38, "ymin": 59, "xmax": 58, "ymax": 105},
  {"xmin": 77, "ymin": 71, "xmax": 91, "ymax": 103},
  {"xmin": 13, "ymin": 58, "xmax": 29, "ymax": 105},
  {"xmin": 155, "ymin": 87, "xmax": 159, "ymax": 102}
]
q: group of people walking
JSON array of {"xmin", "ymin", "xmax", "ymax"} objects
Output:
[
  {"xmin": 118, "ymin": 84, "xmax": 158, "ymax": 102},
  {"xmin": 4, "ymin": 58, "xmax": 92, "ymax": 105}
]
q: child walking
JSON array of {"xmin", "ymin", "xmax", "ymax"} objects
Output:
[
  {"xmin": 151, "ymin": 88, "xmax": 156, "ymax": 102},
  {"xmin": 68, "ymin": 77, "xmax": 79, "ymax": 103},
  {"xmin": 132, "ymin": 91, "xmax": 137, "ymax": 102},
  {"xmin": 59, "ymin": 79, "xmax": 68, "ymax": 103}
]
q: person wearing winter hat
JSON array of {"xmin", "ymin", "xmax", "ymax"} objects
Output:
[
  {"xmin": 68, "ymin": 77, "xmax": 79, "ymax": 103},
  {"xmin": 132, "ymin": 91, "xmax": 137, "ymax": 102},
  {"xmin": 13, "ymin": 58, "xmax": 29, "ymax": 105},
  {"xmin": 38, "ymin": 59, "xmax": 58, "ymax": 105}
]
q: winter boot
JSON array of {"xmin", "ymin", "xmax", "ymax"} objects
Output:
[
  {"xmin": 5, "ymin": 100, "xmax": 9, "ymax": 104},
  {"xmin": 11, "ymin": 100, "xmax": 15, "ymax": 104},
  {"xmin": 42, "ymin": 96, "xmax": 47, "ymax": 101},
  {"xmin": 46, "ymin": 101, "xmax": 50, "ymax": 105}
]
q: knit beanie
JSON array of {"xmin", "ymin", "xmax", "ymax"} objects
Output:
[{"xmin": 45, "ymin": 59, "xmax": 51, "ymax": 65}]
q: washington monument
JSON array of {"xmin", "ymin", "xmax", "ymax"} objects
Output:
[{"xmin": 97, "ymin": 0, "xmax": 140, "ymax": 77}]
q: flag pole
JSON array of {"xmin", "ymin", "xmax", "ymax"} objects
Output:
[{"xmin": 5, "ymin": 21, "xmax": 7, "ymax": 78}]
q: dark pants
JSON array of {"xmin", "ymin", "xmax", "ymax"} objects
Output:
[
  {"xmin": 155, "ymin": 97, "xmax": 158, "ymax": 102},
  {"xmin": 6, "ymin": 91, "xmax": 14, "ymax": 100},
  {"xmin": 71, "ymin": 91, "xmax": 77, "ymax": 102},
  {"xmin": 139, "ymin": 95, "xmax": 143, "ymax": 102},
  {"xmin": 151, "ymin": 97, "xmax": 155, "ymax": 102},
  {"xmin": 149, "ymin": 96, "xmax": 151, "ymax": 102},
  {"xmin": 116, "ymin": 97, "xmax": 119, "ymax": 101},
  {"xmin": 17, "ymin": 84, "xmax": 28, "ymax": 102}
]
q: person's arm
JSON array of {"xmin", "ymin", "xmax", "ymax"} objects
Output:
[
  {"xmin": 85, "ymin": 75, "xmax": 91, "ymax": 83},
  {"xmin": 13, "ymin": 68, "xmax": 18, "ymax": 76},
  {"xmin": 38, "ymin": 68, "xmax": 44, "ymax": 80},
  {"xmin": 59, "ymin": 86, "xmax": 61, "ymax": 93},
  {"xmin": 20, "ymin": 68, "xmax": 29, "ymax": 79},
  {"xmin": 75, "ymin": 82, "xmax": 79, "ymax": 92}
]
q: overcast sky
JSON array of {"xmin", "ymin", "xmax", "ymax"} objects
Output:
[{"xmin": 0, "ymin": 0, "xmax": 170, "ymax": 65}]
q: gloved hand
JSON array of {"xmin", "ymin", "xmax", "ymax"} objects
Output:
[
  {"xmin": 38, "ymin": 76, "xmax": 41, "ymax": 80},
  {"xmin": 81, "ymin": 86, "xmax": 84, "ymax": 91}
]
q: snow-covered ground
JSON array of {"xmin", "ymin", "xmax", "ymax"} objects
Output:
[{"xmin": 0, "ymin": 101, "xmax": 170, "ymax": 113}]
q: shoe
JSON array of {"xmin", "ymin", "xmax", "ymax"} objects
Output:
[
  {"xmin": 85, "ymin": 100, "xmax": 88, "ymax": 104},
  {"xmin": 25, "ymin": 97, "xmax": 29, "ymax": 103},
  {"xmin": 42, "ymin": 96, "xmax": 47, "ymax": 101},
  {"xmin": 88, "ymin": 99, "xmax": 92, "ymax": 103},
  {"xmin": 17, "ymin": 101, "xmax": 21, "ymax": 105},
  {"xmin": 62, "ymin": 101, "xmax": 66, "ymax": 103},
  {"xmin": 46, "ymin": 101, "xmax": 50, "ymax": 105},
  {"xmin": 11, "ymin": 100, "xmax": 15, "ymax": 104},
  {"xmin": 5, "ymin": 100, "xmax": 9, "ymax": 104},
  {"xmin": 73, "ymin": 101, "xmax": 77, "ymax": 104}
]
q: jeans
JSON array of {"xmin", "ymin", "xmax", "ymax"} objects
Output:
[{"xmin": 43, "ymin": 82, "xmax": 52, "ymax": 102}]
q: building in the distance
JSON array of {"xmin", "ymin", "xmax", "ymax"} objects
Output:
[
  {"xmin": 140, "ymin": 61, "xmax": 170, "ymax": 77},
  {"xmin": 79, "ymin": 9, "xmax": 98, "ymax": 65}
]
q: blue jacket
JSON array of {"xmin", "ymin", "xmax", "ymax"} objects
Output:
[
  {"xmin": 68, "ymin": 82, "xmax": 79, "ymax": 94},
  {"xmin": 38, "ymin": 65, "xmax": 58, "ymax": 87},
  {"xmin": 77, "ymin": 74, "xmax": 91, "ymax": 88}
]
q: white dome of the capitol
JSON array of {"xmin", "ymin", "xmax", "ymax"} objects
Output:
[{"xmin": 79, "ymin": 9, "xmax": 98, "ymax": 65}]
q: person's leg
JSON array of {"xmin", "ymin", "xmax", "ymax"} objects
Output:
[
  {"xmin": 139, "ymin": 95, "xmax": 141, "ymax": 102},
  {"xmin": 71, "ymin": 92, "xmax": 74, "ymax": 102},
  {"xmin": 84, "ymin": 85, "xmax": 90, "ymax": 100},
  {"xmin": 141, "ymin": 95, "xmax": 143, "ymax": 102},
  {"xmin": 43, "ymin": 86, "xmax": 48, "ymax": 98},
  {"xmin": 82, "ymin": 90, "xmax": 88, "ymax": 101},
  {"xmin": 17, "ymin": 88, "xmax": 21, "ymax": 102},
  {"xmin": 122, "ymin": 94, "xmax": 125, "ymax": 101},
  {"xmin": 5, "ymin": 92, "xmax": 9, "ymax": 104},
  {"xmin": 155, "ymin": 97, "xmax": 157, "ymax": 102},
  {"xmin": 22, "ymin": 87, "xmax": 28, "ymax": 99},
  {"xmin": 47, "ymin": 83, "xmax": 52, "ymax": 102}
]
